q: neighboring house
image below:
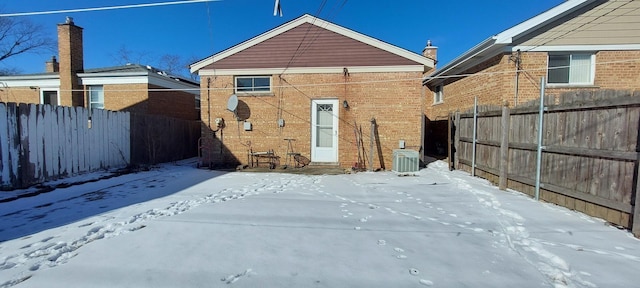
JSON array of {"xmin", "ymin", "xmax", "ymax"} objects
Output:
[
  {"xmin": 190, "ymin": 14, "xmax": 434, "ymax": 169},
  {"xmin": 0, "ymin": 17, "xmax": 200, "ymax": 121},
  {"xmin": 423, "ymin": 0, "xmax": 640, "ymax": 121}
]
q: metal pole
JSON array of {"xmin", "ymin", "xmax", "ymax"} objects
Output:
[
  {"xmin": 472, "ymin": 96, "xmax": 478, "ymax": 177},
  {"xmin": 534, "ymin": 77, "xmax": 545, "ymax": 201}
]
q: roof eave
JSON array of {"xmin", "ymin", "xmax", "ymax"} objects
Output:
[
  {"xmin": 494, "ymin": 0, "xmax": 597, "ymax": 44},
  {"xmin": 423, "ymin": 37, "xmax": 498, "ymax": 85},
  {"xmin": 424, "ymin": 0, "xmax": 599, "ymax": 85},
  {"xmin": 0, "ymin": 74, "xmax": 60, "ymax": 81},
  {"xmin": 77, "ymin": 71, "xmax": 149, "ymax": 78}
]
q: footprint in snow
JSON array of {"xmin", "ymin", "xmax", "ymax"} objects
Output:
[{"xmin": 221, "ymin": 269, "xmax": 253, "ymax": 284}]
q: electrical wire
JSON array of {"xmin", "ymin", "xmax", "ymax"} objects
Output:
[
  {"xmin": 279, "ymin": 0, "xmax": 328, "ymax": 76},
  {"xmin": 0, "ymin": 0, "xmax": 220, "ymax": 17},
  {"xmin": 293, "ymin": 0, "xmax": 349, "ymax": 59}
]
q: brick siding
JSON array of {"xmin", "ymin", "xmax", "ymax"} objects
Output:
[
  {"xmin": 200, "ymin": 71, "xmax": 424, "ymax": 168},
  {"xmin": 425, "ymin": 50, "xmax": 640, "ymax": 120}
]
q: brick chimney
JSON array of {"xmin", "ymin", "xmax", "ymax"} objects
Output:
[
  {"xmin": 45, "ymin": 56, "xmax": 59, "ymax": 73},
  {"xmin": 57, "ymin": 17, "xmax": 84, "ymax": 107},
  {"xmin": 422, "ymin": 40, "xmax": 438, "ymax": 66}
]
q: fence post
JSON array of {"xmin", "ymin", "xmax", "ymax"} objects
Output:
[
  {"xmin": 472, "ymin": 96, "xmax": 478, "ymax": 177},
  {"xmin": 535, "ymin": 78, "xmax": 546, "ymax": 201},
  {"xmin": 634, "ymin": 158, "xmax": 640, "ymax": 237},
  {"xmin": 633, "ymin": 111, "xmax": 640, "ymax": 237},
  {"xmin": 448, "ymin": 113, "xmax": 453, "ymax": 171},
  {"xmin": 454, "ymin": 111, "xmax": 460, "ymax": 170},
  {"xmin": 499, "ymin": 103, "xmax": 510, "ymax": 190}
]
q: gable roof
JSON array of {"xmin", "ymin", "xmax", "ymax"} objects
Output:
[
  {"xmin": 424, "ymin": 0, "xmax": 605, "ymax": 85},
  {"xmin": 191, "ymin": 14, "xmax": 433, "ymax": 74}
]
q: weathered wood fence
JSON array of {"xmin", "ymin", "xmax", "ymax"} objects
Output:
[
  {"xmin": 452, "ymin": 90, "xmax": 640, "ymax": 235},
  {"xmin": 130, "ymin": 113, "xmax": 200, "ymax": 165},
  {"xmin": 1, "ymin": 103, "xmax": 130, "ymax": 189}
]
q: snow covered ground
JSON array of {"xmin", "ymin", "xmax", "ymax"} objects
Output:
[{"xmin": 1, "ymin": 160, "xmax": 639, "ymax": 287}]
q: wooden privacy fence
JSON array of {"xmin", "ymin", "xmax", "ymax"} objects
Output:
[
  {"xmin": 452, "ymin": 90, "xmax": 640, "ymax": 235},
  {"xmin": 0, "ymin": 103, "xmax": 130, "ymax": 189},
  {"xmin": 130, "ymin": 113, "xmax": 200, "ymax": 165}
]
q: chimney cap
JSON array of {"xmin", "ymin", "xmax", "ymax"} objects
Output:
[
  {"xmin": 424, "ymin": 39, "xmax": 438, "ymax": 49},
  {"xmin": 65, "ymin": 17, "xmax": 74, "ymax": 24}
]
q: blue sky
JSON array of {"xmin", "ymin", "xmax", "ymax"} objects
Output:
[{"xmin": 0, "ymin": 0, "xmax": 565, "ymax": 76}]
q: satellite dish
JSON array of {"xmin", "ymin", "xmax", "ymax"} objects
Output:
[{"xmin": 227, "ymin": 94, "xmax": 238, "ymax": 112}]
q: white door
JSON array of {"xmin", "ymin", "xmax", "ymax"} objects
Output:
[{"xmin": 311, "ymin": 99, "xmax": 338, "ymax": 163}]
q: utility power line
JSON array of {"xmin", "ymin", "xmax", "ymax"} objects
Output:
[{"xmin": 0, "ymin": 0, "xmax": 220, "ymax": 17}]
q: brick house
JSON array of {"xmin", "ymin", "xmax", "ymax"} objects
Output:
[
  {"xmin": 423, "ymin": 0, "xmax": 640, "ymax": 122},
  {"xmin": 190, "ymin": 14, "xmax": 434, "ymax": 169},
  {"xmin": 0, "ymin": 17, "xmax": 200, "ymax": 121}
]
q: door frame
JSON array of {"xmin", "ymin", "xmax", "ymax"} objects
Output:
[{"xmin": 310, "ymin": 99, "xmax": 339, "ymax": 163}]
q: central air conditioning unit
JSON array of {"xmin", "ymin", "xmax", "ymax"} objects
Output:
[{"xmin": 392, "ymin": 149, "xmax": 419, "ymax": 173}]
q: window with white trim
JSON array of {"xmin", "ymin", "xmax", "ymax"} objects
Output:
[
  {"xmin": 235, "ymin": 76, "xmax": 271, "ymax": 94},
  {"xmin": 88, "ymin": 85, "xmax": 104, "ymax": 109},
  {"xmin": 41, "ymin": 90, "xmax": 58, "ymax": 106},
  {"xmin": 547, "ymin": 53, "xmax": 594, "ymax": 85},
  {"xmin": 434, "ymin": 85, "xmax": 443, "ymax": 104}
]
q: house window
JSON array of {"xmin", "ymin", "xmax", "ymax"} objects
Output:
[
  {"xmin": 235, "ymin": 76, "xmax": 271, "ymax": 94},
  {"xmin": 88, "ymin": 85, "xmax": 104, "ymax": 109},
  {"xmin": 195, "ymin": 98, "xmax": 201, "ymax": 110},
  {"xmin": 547, "ymin": 53, "xmax": 594, "ymax": 85},
  {"xmin": 434, "ymin": 85, "xmax": 443, "ymax": 104},
  {"xmin": 41, "ymin": 90, "xmax": 58, "ymax": 106}
]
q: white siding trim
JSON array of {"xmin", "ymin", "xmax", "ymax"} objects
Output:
[
  {"xmin": 199, "ymin": 65, "xmax": 426, "ymax": 76},
  {"xmin": 494, "ymin": 0, "xmax": 593, "ymax": 44},
  {"xmin": 511, "ymin": 44, "xmax": 640, "ymax": 52},
  {"xmin": 80, "ymin": 76, "xmax": 149, "ymax": 85},
  {"xmin": 0, "ymin": 78, "xmax": 60, "ymax": 88}
]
